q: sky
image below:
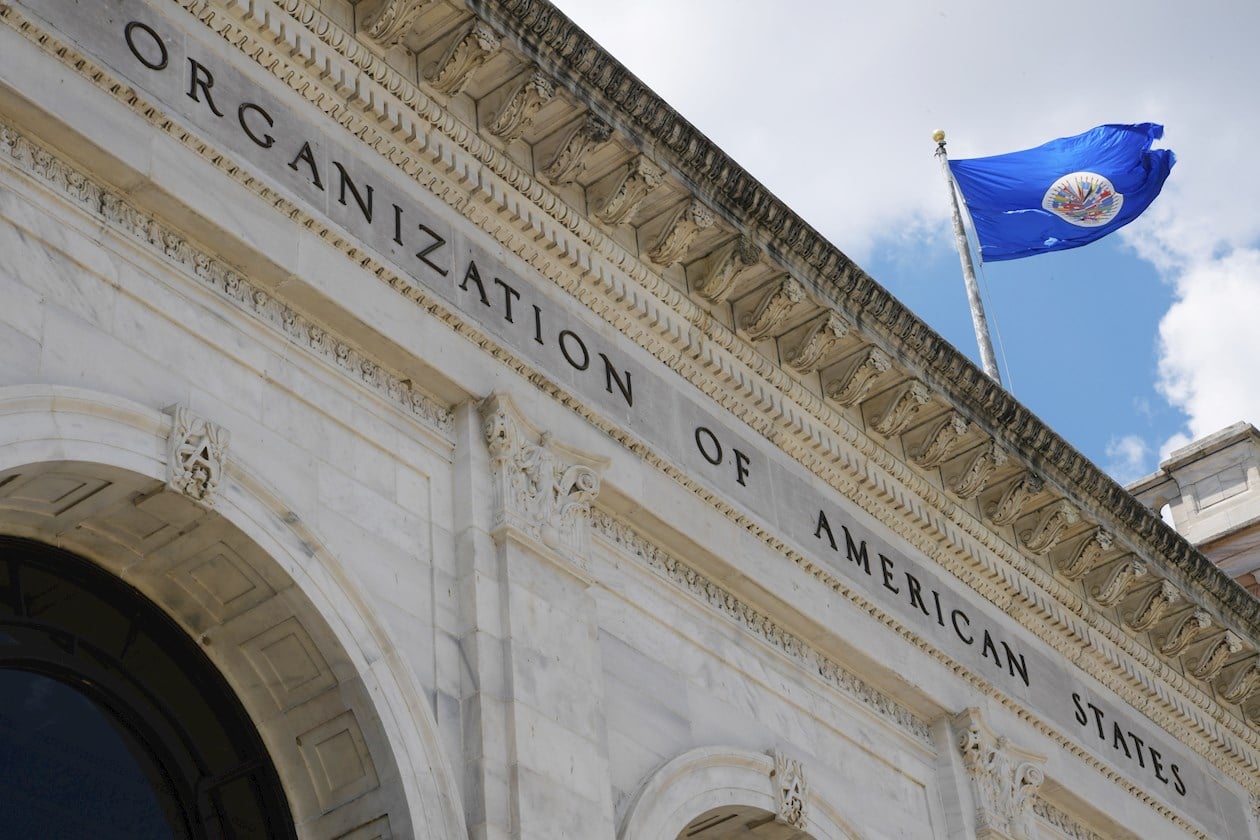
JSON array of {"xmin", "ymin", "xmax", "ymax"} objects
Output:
[{"xmin": 550, "ymin": 0, "xmax": 1260, "ymax": 485}]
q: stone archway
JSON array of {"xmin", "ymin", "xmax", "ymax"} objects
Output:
[
  {"xmin": 0, "ymin": 385, "xmax": 465, "ymax": 840},
  {"xmin": 619, "ymin": 746, "xmax": 863, "ymax": 840}
]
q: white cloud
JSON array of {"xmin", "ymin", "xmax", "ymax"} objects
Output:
[{"xmin": 1104, "ymin": 434, "xmax": 1151, "ymax": 485}]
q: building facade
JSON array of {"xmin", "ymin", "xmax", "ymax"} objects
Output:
[{"xmin": 0, "ymin": 1, "xmax": 1257, "ymax": 838}]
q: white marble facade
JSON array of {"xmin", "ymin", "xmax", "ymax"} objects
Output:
[{"xmin": 0, "ymin": 1, "xmax": 1257, "ymax": 839}]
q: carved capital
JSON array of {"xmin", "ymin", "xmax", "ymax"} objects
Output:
[
  {"xmin": 592, "ymin": 156, "xmax": 664, "ymax": 226},
  {"xmin": 825, "ymin": 347, "xmax": 891, "ymax": 407},
  {"xmin": 647, "ymin": 200, "xmax": 714, "ymax": 266},
  {"xmin": 911, "ymin": 412, "xmax": 970, "ymax": 469},
  {"xmin": 1160, "ymin": 609, "xmax": 1211, "ymax": 657},
  {"xmin": 785, "ymin": 311, "xmax": 850, "ymax": 373},
  {"xmin": 487, "ymin": 71, "xmax": 555, "ymax": 143},
  {"xmin": 165, "ymin": 405, "xmax": 229, "ymax": 508},
  {"xmin": 359, "ymin": 0, "xmax": 432, "ymax": 48},
  {"xmin": 1019, "ymin": 500, "xmax": 1078, "ymax": 554},
  {"xmin": 1190, "ymin": 631, "xmax": 1243, "ymax": 682},
  {"xmin": 481, "ymin": 394, "xmax": 607, "ymax": 561},
  {"xmin": 955, "ymin": 710, "xmax": 1045, "ymax": 840},
  {"xmin": 423, "ymin": 21, "xmax": 500, "ymax": 96},
  {"xmin": 741, "ymin": 277, "xmax": 805, "ymax": 341},
  {"xmin": 770, "ymin": 750, "xmax": 807, "ymax": 830},
  {"xmin": 871, "ymin": 380, "xmax": 931, "ymax": 437},
  {"xmin": 541, "ymin": 113, "xmax": 612, "ymax": 186},
  {"xmin": 1219, "ymin": 655, "xmax": 1260, "ymax": 704},
  {"xmin": 1091, "ymin": 559, "xmax": 1147, "ymax": 607},
  {"xmin": 693, "ymin": 236, "xmax": 760, "ymax": 303},
  {"xmin": 1057, "ymin": 528, "xmax": 1113, "ymax": 580},
  {"xmin": 1125, "ymin": 580, "xmax": 1181, "ymax": 632},
  {"xmin": 948, "ymin": 440, "xmax": 1008, "ymax": 500},
  {"xmin": 986, "ymin": 472, "xmax": 1043, "ymax": 527}
]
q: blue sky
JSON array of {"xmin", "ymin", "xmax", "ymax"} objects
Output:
[{"xmin": 551, "ymin": 0, "xmax": 1260, "ymax": 484}]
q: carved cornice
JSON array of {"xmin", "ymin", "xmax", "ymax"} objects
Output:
[
  {"xmin": 825, "ymin": 347, "xmax": 891, "ymax": 407},
  {"xmin": 359, "ymin": 0, "xmax": 432, "ymax": 48},
  {"xmin": 784, "ymin": 311, "xmax": 850, "ymax": 374},
  {"xmin": 1092, "ymin": 559, "xmax": 1148, "ymax": 607},
  {"xmin": 423, "ymin": 19, "xmax": 501, "ymax": 96},
  {"xmin": 591, "ymin": 156, "xmax": 664, "ymax": 226},
  {"xmin": 1161, "ymin": 610, "xmax": 1212, "ymax": 657},
  {"xmin": 1057, "ymin": 529, "xmax": 1114, "ymax": 580},
  {"xmin": 955, "ymin": 709, "xmax": 1046, "ymax": 840},
  {"xmin": 986, "ymin": 472, "xmax": 1044, "ymax": 527},
  {"xmin": 1019, "ymin": 500, "xmax": 1078, "ymax": 555},
  {"xmin": 911, "ymin": 412, "xmax": 970, "ymax": 469},
  {"xmin": 692, "ymin": 236, "xmax": 760, "ymax": 304},
  {"xmin": 1189, "ymin": 632, "xmax": 1243, "ymax": 683},
  {"xmin": 486, "ymin": 70, "xmax": 555, "ymax": 142},
  {"xmin": 871, "ymin": 381, "xmax": 930, "ymax": 438},
  {"xmin": 647, "ymin": 199, "xmax": 714, "ymax": 267},
  {"xmin": 482, "ymin": 393, "xmax": 605, "ymax": 560},
  {"xmin": 1126, "ymin": 581, "xmax": 1181, "ymax": 632},
  {"xmin": 741, "ymin": 277, "xmax": 805, "ymax": 341},
  {"xmin": 947, "ymin": 441, "xmax": 1007, "ymax": 500},
  {"xmin": 541, "ymin": 112, "xmax": 611, "ymax": 186}
]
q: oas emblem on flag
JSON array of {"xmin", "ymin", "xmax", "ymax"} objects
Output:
[{"xmin": 1042, "ymin": 172, "xmax": 1123, "ymax": 227}]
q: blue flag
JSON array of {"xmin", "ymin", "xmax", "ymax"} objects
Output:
[{"xmin": 948, "ymin": 123, "xmax": 1175, "ymax": 261}]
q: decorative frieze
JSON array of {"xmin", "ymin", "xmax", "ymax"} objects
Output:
[
  {"xmin": 422, "ymin": 20, "xmax": 501, "ymax": 96},
  {"xmin": 482, "ymin": 394, "xmax": 605, "ymax": 560},
  {"xmin": 740, "ymin": 277, "xmax": 805, "ymax": 342},
  {"xmin": 770, "ymin": 750, "xmax": 808, "ymax": 830},
  {"xmin": 783, "ymin": 311, "xmax": 850, "ymax": 373},
  {"xmin": 1091, "ymin": 559, "xmax": 1148, "ymax": 607},
  {"xmin": 1057, "ymin": 529, "xmax": 1114, "ymax": 581},
  {"xmin": 1160, "ymin": 609, "xmax": 1212, "ymax": 657},
  {"xmin": 692, "ymin": 236, "xmax": 760, "ymax": 303},
  {"xmin": 1189, "ymin": 632, "xmax": 1243, "ymax": 683},
  {"xmin": 541, "ymin": 113, "xmax": 612, "ymax": 186},
  {"xmin": 824, "ymin": 347, "xmax": 891, "ymax": 407},
  {"xmin": 166, "ymin": 405, "xmax": 229, "ymax": 508},
  {"xmin": 358, "ymin": 0, "xmax": 431, "ymax": 49},
  {"xmin": 591, "ymin": 156, "xmax": 665, "ymax": 226},
  {"xmin": 955, "ymin": 710, "xmax": 1045, "ymax": 840},
  {"xmin": 986, "ymin": 472, "xmax": 1044, "ymax": 527},
  {"xmin": 487, "ymin": 71, "xmax": 555, "ymax": 143},
  {"xmin": 910, "ymin": 413, "xmax": 971, "ymax": 469},
  {"xmin": 947, "ymin": 440, "xmax": 1007, "ymax": 500},
  {"xmin": 646, "ymin": 200, "xmax": 714, "ymax": 266},
  {"xmin": 871, "ymin": 381, "xmax": 931, "ymax": 438},
  {"xmin": 1019, "ymin": 500, "xmax": 1078, "ymax": 555},
  {"xmin": 1125, "ymin": 581, "xmax": 1182, "ymax": 632}
]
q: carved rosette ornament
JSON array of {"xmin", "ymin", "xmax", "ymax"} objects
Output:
[
  {"xmin": 785, "ymin": 312, "xmax": 851, "ymax": 373},
  {"xmin": 986, "ymin": 472, "xmax": 1044, "ymax": 527},
  {"xmin": 359, "ymin": 0, "xmax": 432, "ymax": 49},
  {"xmin": 542, "ymin": 113, "xmax": 612, "ymax": 186},
  {"xmin": 1189, "ymin": 631, "xmax": 1243, "ymax": 682},
  {"xmin": 955, "ymin": 711, "xmax": 1045, "ymax": 840},
  {"xmin": 423, "ymin": 21, "xmax": 501, "ymax": 96},
  {"xmin": 1057, "ymin": 528, "xmax": 1114, "ymax": 580},
  {"xmin": 741, "ymin": 277, "xmax": 805, "ymax": 341},
  {"xmin": 1160, "ymin": 609, "xmax": 1211, "ymax": 657},
  {"xmin": 487, "ymin": 71, "xmax": 555, "ymax": 143},
  {"xmin": 911, "ymin": 413, "xmax": 970, "ymax": 469},
  {"xmin": 825, "ymin": 347, "xmax": 892, "ymax": 407},
  {"xmin": 166, "ymin": 405, "xmax": 229, "ymax": 508},
  {"xmin": 871, "ymin": 381, "xmax": 931, "ymax": 438},
  {"xmin": 1125, "ymin": 580, "xmax": 1181, "ymax": 632},
  {"xmin": 770, "ymin": 750, "xmax": 808, "ymax": 830},
  {"xmin": 1019, "ymin": 500, "xmax": 1078, "ymax": 554},
  {"xmin": 694, "ymin": 236, "xmax": 761, "ymax": 303},
  {"xmin": 481, "ymin": 394, "xmax": 606, "ymax": 561},
  {"xmin": 948, "ymin": 440, "xmax": 1008, "ymax": 500},
  {"xmin": 593, "ymin": 157, "xmax": 665, "ymax": 226}
]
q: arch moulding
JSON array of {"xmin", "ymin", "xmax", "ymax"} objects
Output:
[
  {"xmin": 0, "ymin": 384, "xmax": 466, "ymax": 840},
  {"xmin": 619, "ymin": 745, "xmax": 864, "ymax": 840}
]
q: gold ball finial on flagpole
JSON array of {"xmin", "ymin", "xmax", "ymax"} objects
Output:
[{"xmin": 932, "ymin": 129, "xmax": 946, "ymax": 144}]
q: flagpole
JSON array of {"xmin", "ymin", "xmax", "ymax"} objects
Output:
[{"xmin": 934, "ymin": 130, "xmax": 1002, "ymax": 385}]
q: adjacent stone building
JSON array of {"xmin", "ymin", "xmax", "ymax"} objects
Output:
[{"xmin": 0, "ymin": 1, "xmax": 1257, "ymax": 838}]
